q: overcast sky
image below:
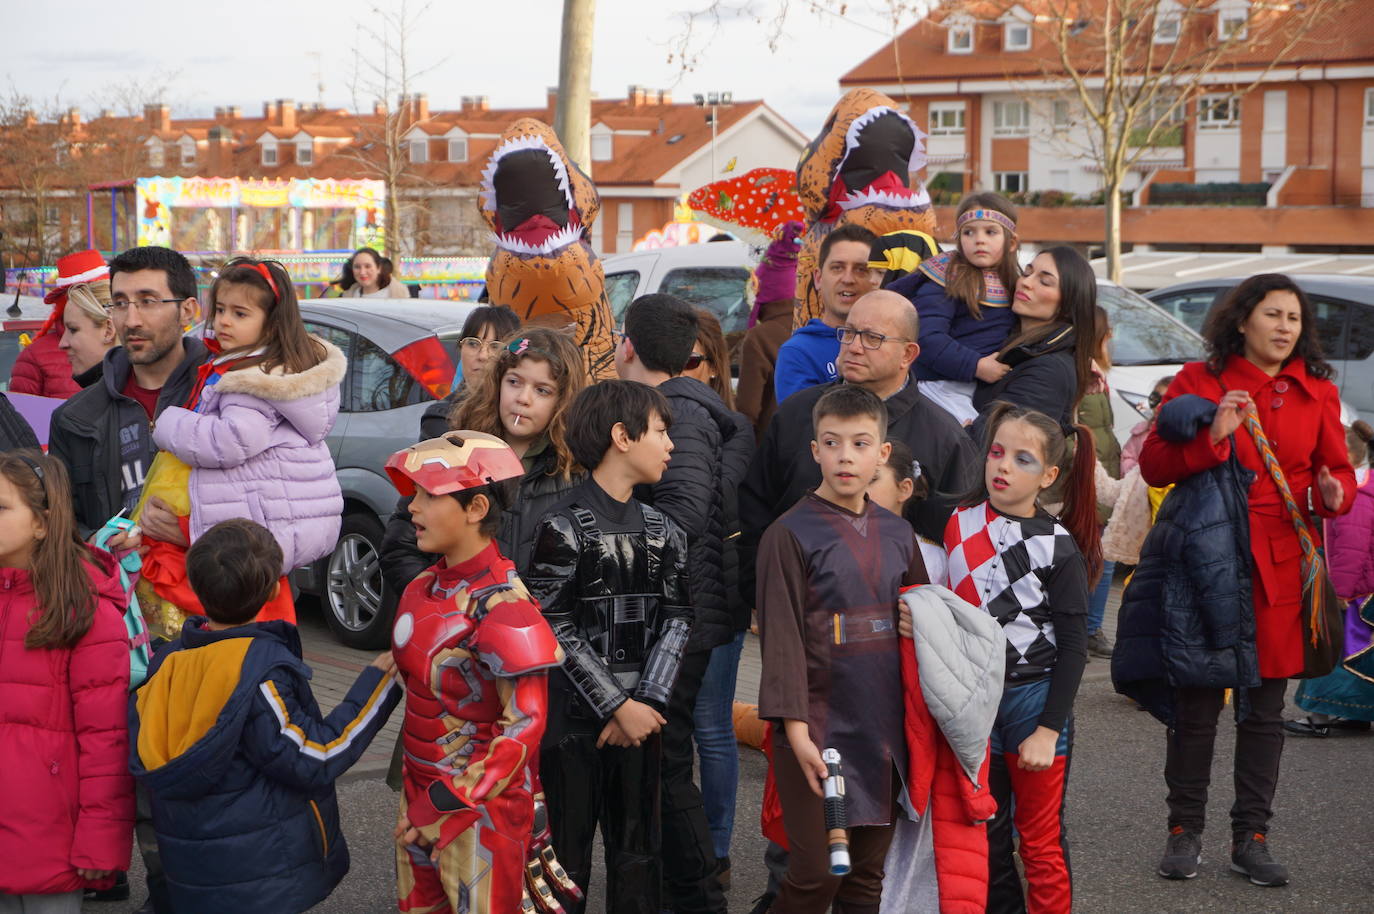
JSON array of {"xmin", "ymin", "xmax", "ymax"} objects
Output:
[{"xmin": 9, "ymin": 1, "xmax": 932, "ymax": 136}]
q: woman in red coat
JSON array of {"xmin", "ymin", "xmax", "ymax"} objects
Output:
[{"xmin": 1139, "ymin": 273, "xmax": 1355, "ymax": 889}]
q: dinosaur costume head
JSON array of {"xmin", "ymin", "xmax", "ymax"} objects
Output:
[
  {"xmin": 480, "ymin": 118, "xmax": 615, "ymax": 380},
  {"xmin": 793, "ymin": 88, "xmax": 939, "ymax": 327}
]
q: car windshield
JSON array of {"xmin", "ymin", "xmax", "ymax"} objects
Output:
[{"xmin": 1097, "ymin": 281, "xmax": 1204, "ymax": 365}]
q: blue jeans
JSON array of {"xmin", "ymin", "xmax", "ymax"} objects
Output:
[
  {"xmin": 1087, "ymin": 559, "xmax": 1115, "ymax": 635},
  {"xmin": 692, "ymin": 630, "xmax": 746, "ymax": 859}
]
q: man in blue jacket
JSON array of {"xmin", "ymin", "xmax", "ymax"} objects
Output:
[{"xmin": 772, "ymin": 224, "xmax": 878, "ymax": 403}]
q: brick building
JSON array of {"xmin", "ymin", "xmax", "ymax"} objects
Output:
[
  {"xmin": 0, "ymin": 88, "xmax": 805, "ymax": 264},
  {"xmin": 840, "ymin": 0, "xmax": 1374, "ymax": 252}
]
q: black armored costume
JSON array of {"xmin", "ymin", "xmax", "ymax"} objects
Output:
[{"xmin": 525, "ymin": 477, "xmax": 693, "ymax": 914}]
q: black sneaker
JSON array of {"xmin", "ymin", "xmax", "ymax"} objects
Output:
[
  {"xmin": 1230, "ymin": 833, "xmax": 1289, "ymax": 886},
  {"xmin": 747, "ymin": 890, "xmax": 775, "ymax": 914},
  {"xmin": 1158, "ymin": 825, "xmax": 1202, "ymax": 879},
  {"xmin": 1086, "ymin": 629, "xmax": 1114, "ymax": 659}
]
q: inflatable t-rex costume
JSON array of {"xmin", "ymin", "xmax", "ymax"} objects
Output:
[
  {"xmin": 794, "ymin": 88, "xmax": 939, "ymax": 327},
  {"xmin": 480, "ymin": 119, "xmax": 616, "ymax": 381}
]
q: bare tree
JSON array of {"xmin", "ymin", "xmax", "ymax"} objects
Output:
[
  {"xmin": 341, "ymin": 0, "xmax": 441, "ymax": 260},
  {"xmin": 0, "ymin": 86, "xmax": 75, "ymax": 268},
  {"xmin": 957, "ymin": 0, "xmax": 1351, "ymax": 281},
  {"xmin": 555, "ymin": 0, "xmax": 597, "ymax": 174}
]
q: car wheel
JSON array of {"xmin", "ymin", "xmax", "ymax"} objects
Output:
[{"xmin": 322, "ymin": 511, "xmax": 396, "ymax": 649}]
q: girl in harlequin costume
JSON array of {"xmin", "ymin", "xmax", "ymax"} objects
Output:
[
  {"xmin": 385, "ymin": 431, "xmax": 565, "ymax": 914},
  {"xmin": 944, "ymin": 403, "xmax": 1100, "ymax": 914},
  {"xmin": 889, "ymin": 193, "xmax": 1021, "ymax": 426},
  {"xmin": 140, "ymin": 257, "xmax": 345, "ymax": 636}
]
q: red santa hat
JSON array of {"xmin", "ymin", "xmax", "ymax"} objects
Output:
[{"xmin": 44, "ymin": 249, "xmax": 110, "ymax": 305}]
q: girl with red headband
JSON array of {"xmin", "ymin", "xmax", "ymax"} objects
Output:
[{"xmin": 135, "ymin": 258, "xmax": 346, "ymax": 634}]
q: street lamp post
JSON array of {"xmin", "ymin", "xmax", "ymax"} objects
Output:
[{"xmin": 693, "ymin": 91, "xmax": 733, "ymax": 177}]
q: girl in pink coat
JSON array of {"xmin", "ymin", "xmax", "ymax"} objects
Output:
[
  {"xmin": 0, "ymin": 451, "xmax": 133, "ymax": 911},
  {"xmin": 148, "ymin": 259, "xmax": 346, "ymax": 627}
]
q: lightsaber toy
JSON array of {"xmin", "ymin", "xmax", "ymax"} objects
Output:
[{"xmin": 822, "ymin": 747, "xmax": 850, "ymax": 875}]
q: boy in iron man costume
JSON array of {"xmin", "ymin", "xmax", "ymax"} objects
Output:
[{"xmin": 385, "ymin": 431, "xmax": 575, "ymax": 913}]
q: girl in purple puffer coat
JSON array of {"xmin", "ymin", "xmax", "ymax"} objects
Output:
[
  {"xmin": 1288, "ymin": 420, "xmax": 1374, "ymax": 736},
  {"xmin": 150, "ymin": 259, "xmax": 345, "ymax": 624}
]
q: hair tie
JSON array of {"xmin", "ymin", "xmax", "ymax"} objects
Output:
[
  {"xmin": 956, "ymin": 208, "xmax": 1017, "ymax": 234},
  {"xmin": 15, "ymin": 455, "xmax": 48, "ymax": 509},
  {"xmin": 508, "ymin": 337, "xmax": 531, "ymax": 356},
  {"xmin": 910, "ymin": 458, "xmax": 923, "ymax": 481}
]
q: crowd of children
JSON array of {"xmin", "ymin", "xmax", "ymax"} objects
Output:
[{"xmin": 4, "ymin": 221, "xmax": 1370, "ymax": 914}]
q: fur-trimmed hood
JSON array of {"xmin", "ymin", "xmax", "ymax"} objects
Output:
[{"xmin": 212, "ymin": 338, "xmax": 347, "ymax": 403}]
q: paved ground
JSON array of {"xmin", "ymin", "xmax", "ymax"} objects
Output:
[{"xmin": 90, "ymin": 579, "xmax": 1374, "ymax": 912}]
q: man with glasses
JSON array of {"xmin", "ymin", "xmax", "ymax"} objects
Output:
[{"xmin": 49, "ymin": 246, "xmax": 209, "ymax": 546}]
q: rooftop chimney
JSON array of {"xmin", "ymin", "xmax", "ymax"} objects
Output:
[
  {"xmin": 99, "ymin": 108, "xmax": 114, "ymax": 119},
  {"xmin": 228, "ymin": 105, "xmax": 242, "ymax": 119},
  {"xmin": 546, "ymin": 86, "xmax": 558, "ymax": 114},
  {"xmin": 373, "ymin": 99, "xmax": 387, "ymax": 117},
  {"xmin": 65, "ymin": 106, "xmax": 82, "ymax": 127},
  {"xmin": 628, "ymin": 85, "xmax": 647, "ymax": 107},
  {"xmin": 413, "ymin": 92, "xmax": 429, "ymax": 120},
  {"xmin": 277, "ymin": 98, "xmax": 296, "ymax": 130},
  {"xmin": 144, "ymin": 103, "xmax": 171, "ymax": 132}
]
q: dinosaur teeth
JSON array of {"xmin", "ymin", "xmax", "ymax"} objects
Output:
[
  {"xmin": 837, "ymin": 185, "xmax": 932, "ymax": 212},
  {"xmin": 490, "ymin": 222, "xmax": 583, "ymax": 256}
]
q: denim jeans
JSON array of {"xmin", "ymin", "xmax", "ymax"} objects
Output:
[
  {"xmin": 692, "ymin": 630, "xmax": 746, "ymax": 859},
  {"xmin": 1086, "ymin": 560, "xmax": 1115, "ymax": 635}
]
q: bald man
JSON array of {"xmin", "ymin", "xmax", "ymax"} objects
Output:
[{"xmin": 738, "ymin": 289, "xmax": 979, "ymax": 601}]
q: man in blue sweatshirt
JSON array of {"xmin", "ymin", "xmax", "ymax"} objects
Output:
[{"xmin": 773, "ymin": 223, "xmax": 878, "ymax": 403}]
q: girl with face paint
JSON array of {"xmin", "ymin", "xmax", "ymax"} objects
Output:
[{"xmin": 939, "ymin": 403, "xmax": 1100, "ymax": 913}]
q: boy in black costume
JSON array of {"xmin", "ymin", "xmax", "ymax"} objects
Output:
[{"xmin": 525, "ymin": 380, "xmax": 693, "ymax": 913}]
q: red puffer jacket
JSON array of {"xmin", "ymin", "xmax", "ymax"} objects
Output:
[
  {"xmin": 9, "ymin": 332, "xmax": 81, "ymax": 399},
  {"xmin": 0, "ymin": 548, "xmax": 134, "ymax": 895}
]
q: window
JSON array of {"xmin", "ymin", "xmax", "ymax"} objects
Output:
[
  {"xmin": 1052, "ymin": 99, "xmax": 1071, "ymax": 128},
  {"xmin": 1154, "ymin": 12, "xmax": 1180, "ymax": 43},
  {"xmin": 929, "ymin": 103, "xmax": 966, "ymax": 136},
  {"xmin": 1095, "ymin": 283, "xmax": 1204, "ymax": 365},
  {"xmin": 1198, "ymin": 94, "xmax": 1240, "ymax": 129},
  {"xmin": 261, "ymin": 143, "xmax": 277, "ymax": 166},
  {"xmin": 994, "ymin": 171, "xmax": 1029, "ymax": 193},
  {"xmin": 615, "ymin": 201, "xmax": 634, "ymax": 252},
  {"xmin": 1004, "ymin": 21, "xmax": 1031, "ymax": 51},
  {"xmin": 448, "ymin": 137, "xmax": 468, "ymax": 162},
  {"xmin": 948, "ymin": 19, "xmax": 973, "ymax": 53},
  {"xmin": 1308, "ymin": 295, "xmax": 1353, "ymax": 361},
  {"xmin": 591, "ymin": 132, "xmax": 613, "ymax": 162},
  {"xmin": 660, "ymin": 267, "xmax": 754, "ymax": 338},
  {"xmin": 1365, "ymin": 88, "xmax": 1374, "ymax": 127},
  {"xmin": 606, "ymin": 271, "xmax": 643, "ymax": 322},
  {"xmin": 297, "ymin": 143, "xmax": 313, "ymax": 166},
  {"xmin": 409, "ymin": 140, "xmax": 428, "ymax": 164},
  {"xmin": 180, "ymin": 141, "xmax": 195, "ymax": 167},
  {"xmin": 992, "ymin": 100, "xmax": 1030, "ymax": 136},
  {"xmin": 148, "ymin": 142, "xmax": 164, "ymax": 168},
  {"xmin": 1219, "ymin": 1, "xmax": 1249, "ymax": 39},
  {"xmin": 1148, "ymin": 288, "xmax": 1224, "ymax": 333},
  {"xmin": 348, "ymin": 335, "xmax": 431, "ymax": 412}
]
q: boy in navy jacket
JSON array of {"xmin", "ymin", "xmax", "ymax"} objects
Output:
[{"xmin": 130, "ymin": 519, "xmax": 400, "ymax": 914}]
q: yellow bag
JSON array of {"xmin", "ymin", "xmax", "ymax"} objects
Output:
[{"xmin": 133, "ymin": 451, "xmax": 193, "ymax": 641}]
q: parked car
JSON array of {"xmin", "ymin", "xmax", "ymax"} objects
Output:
[
  {"xmin": 1146, "ymin": 275, "xmax": 1374, "ymax": 422},
  {"xmin": 603, "ymin": 241, "xmax": 757, "ymax": 370},
  {"xmin": 1097, "ymin": 279, "xmax": 1205, "ymax": 442},
  {"xmin": 289, "ymin": 297, "xmax": 476, "ymax": 647},
  {"xmin": 0, "ymin": 296, "xmax": 56, "ymax": 391}
]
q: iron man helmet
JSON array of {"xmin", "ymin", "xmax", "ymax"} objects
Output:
[{"xmin": 385, "ymin": 430, "xmax": 524, "ymax": 496}]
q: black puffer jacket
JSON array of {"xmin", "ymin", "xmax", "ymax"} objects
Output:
[
  {"xmin": 738, "ymin": 376, "xmax": 980, "ymax": 607},
  {"xmin": 635, "ymin": 377, "xmax": 754, "ymax": 653},
  {"xmin": 1111, "ymin": 395, "xmax": 1259, "ymax": 727},
  {"xmin": 379, "ymin": 442, "xmax": 582, "ymax": 595},
  {"xmin": 971, "ymin": 323, "xmax": 1078, "ymax": 441}
]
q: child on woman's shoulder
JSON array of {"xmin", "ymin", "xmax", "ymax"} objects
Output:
[
  {"xmin": 756, "ymin": 385, "xmax": 927, "ymax": 913},
  {"xmin": 945, "ymin": 403, "xmax": 1100, "ymax": 914},
  {"xmin": 130, "ymin": 518, "xmax": 400, "ymax": 914},
  {"xmin": 0, "ymin": 452, "xmax": 134, "ymax": 911},
  {"xmin": 890, "ymin": 192, "xmax": 1021, "ymax": 424}
]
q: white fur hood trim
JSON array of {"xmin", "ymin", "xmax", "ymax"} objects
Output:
[{"xmin": 210, "ymin": 337, "xmax": 347, "ymax": 402}]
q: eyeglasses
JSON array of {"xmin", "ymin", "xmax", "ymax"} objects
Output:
[
  {"xmin": 683, "ymin": 351, "xmax": 707, "ymax": 371},
  {"xmin": 108, "ymin": 296, "xmax": 185, "ymax": 315},
  {"xmin": 836, "ymin": 326, "xmax": 913, "ymax": 350},
  {"xmin": 461, "ymin": 337, "xmax": 504, "ymax": 355}
]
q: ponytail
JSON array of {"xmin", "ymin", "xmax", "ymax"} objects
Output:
[{"xmin": 1061, "ymin": 424, "xmax": 1103, "ymax": 586}]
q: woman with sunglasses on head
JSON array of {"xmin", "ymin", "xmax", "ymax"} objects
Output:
[
  {"xmin": 419, "ymin": 306, "xmax": 521, "ymax": 440},
  {"xmin": 142, "ymin": 257, "xmax": 347, "ymax": 633}
]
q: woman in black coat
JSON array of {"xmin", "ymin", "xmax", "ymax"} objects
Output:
[{"xmin": 971, "ymin": 245, "xmax": 1097, "ymax": 441}]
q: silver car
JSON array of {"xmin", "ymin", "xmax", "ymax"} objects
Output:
[{"xmin": 291, "ymin": 298, "xmax": 475, "ymax": 647}]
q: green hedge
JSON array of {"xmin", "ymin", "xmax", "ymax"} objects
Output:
[{"xmin": 1149, "ymin": 182, "xmax": 1270, "ymax": 206}]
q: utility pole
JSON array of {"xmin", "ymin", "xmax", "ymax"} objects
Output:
[
  {"xmin": 554, "ymin": 0, "xmax": 595, "ymax": 175},
  {"xmin": 694, "ymin": 91, "xmax": 732, "ymax": 178}
]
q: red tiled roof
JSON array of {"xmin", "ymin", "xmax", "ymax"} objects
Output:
[{"xmin": 842, "ymin": 0, "xmax": 1374, "ymax": 85}]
